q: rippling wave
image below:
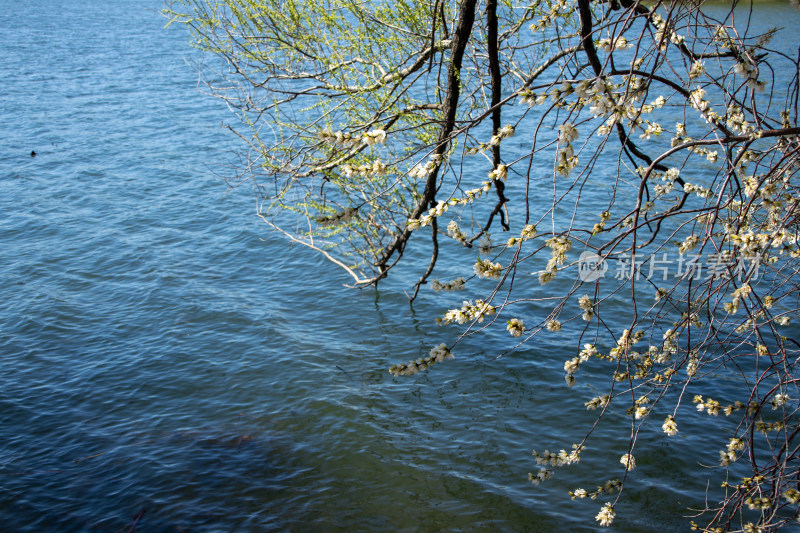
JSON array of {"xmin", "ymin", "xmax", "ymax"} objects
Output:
[{"xmin": 2, "ymin": 1, "xmax": 799, "ymax": 531}]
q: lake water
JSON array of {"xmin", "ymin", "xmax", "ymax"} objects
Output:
[{"xmin": 1, "ymin": 1, "xmax": 798, "ymax": 531}]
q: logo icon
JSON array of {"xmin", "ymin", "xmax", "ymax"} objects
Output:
[{"xmin": 578, "ymin": 251, "xmax": 608, "ymax": 281}]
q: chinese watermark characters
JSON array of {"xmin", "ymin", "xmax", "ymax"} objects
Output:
[{"xmin": 577, "ymin": 252, "xmax": 762, "ymax": 282}]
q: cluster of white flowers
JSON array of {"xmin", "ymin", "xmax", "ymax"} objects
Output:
[
  {"xmin": 341, "ymin": 159, "xmax": 387, "ymax": 178},
  {"xmin": 565, "ymin": 343, "xmax": 596, "ymax": 375},
  {"xmin": 592, "ymin": 210, "xmax": 613, "ymax": 234},
  {"xmin": 727, "ymin": 227, "xmax": 797, "ymax": 267},
  {"xmin": 726, "ymin": 104, "xmax": 755, "ymax": 135},
  {"xmin": 599, "ymin": 76, "xmax": 656, "ymax": 136},
  {"xmin": 533, "ymin": 444, "xmax": 583, "ymax": 467},
  {"xmin": 620, "ymin": 453, "xmax": 636, "ymax": 471},
  {"xmin": 652, "ymin": 344, "xmax": 673, "ymax": 365},
  {"xmin": 784, "ymin": 489, "xmax": 800, "ymax": 505},
  {"xmin": 728, "ymin": 437, "xmax": 745, "ymax": 456},
  {"xmin": 528, "ymin": 468, "xmax": 553, "ymax": 485},
  {"xmin": 675, "ymin": 122, "xmax": 688, "ymax": 137},
  {"xmin": 474, "ymin": 257, "xmax": 503, "ymax": 279},
  {"xmin": 408, "ymin": 181, "xmax": 496, "ymax": 232},
  {"xmin": 507, "ymin": 318, "xmax": 525, "ymax": 337},
  {"xmin": 670, "ymin": 125, "xmax": 688, "ymax": 149},
  {"xmin": 771, "ymin": 392, "xmax": 791, "ymax": 410},
  {"xmin": 563, "ymin": 357, "xmax": 579, "ymax": 376},
  {"xmin": 430, "ymin": 277, "xmax": 465, "ymax": 292},
  {"xmin": 454, "ymin": 181, "xmax": 494, "ymax": 207},
  {"xmin": 446, "ymin": 220, "xmax": 468, "ymax": 244},
  {"xmin": 506, "ymin": 225, "xmax": 536, "ymax": 249},
  {"xmin": 408, "ymin": 199, "xmax": 451, "ymax": 230},
  {"xmin": 361, "ymin": 128, "xmax": 387, "ymax": 145},
  {"xmin": 529, "ymin": 0, "xmax": 570, "ymax": 32},
  {"xmin": 609, "ymin": 329, "xmax": 643, "ymax": 359},
  {"xmin": 519, "ymin": 74, "xmax": 683, "ymax": 153},
  {"xmin": 662, "ymin": 416, "xmax": 678, "ymax": 436},
  {"xmin": 315, "ymin": 207, "xmax": 357, "ymax": 227},
  {"xmin": 546, "ymin": 319, "xmax": 562, "ymax": 332},
  {"xmin": 745, "ymin": 496, "xmax": 772, "ymax": 511},
  {"xmin": 694, "ymin": 395, "xmax": 722, "ymax": 415},
  {"xmin": 565, "ymin": 344, "xmax": 599, "ymax": 386},
  {"xmin": 651, "ymin": 13, "xmax": 685, "ymax": 50},
  {"xmin": 477, "ymin": 233, "xmax": 493, "ymax": 255},
  {"xmin": 712, "ymin": 25, "xmax": 734, "ymax": 48},
  {"xmin": 570, "ymin": 488, "xmax": 588, "ymax": 500},
  {"xmin": 689, "ymin": 60, "xmax": 705, "ymax": 79},
  {"xmin": 571, "ymin": 479, "xmax": 623, "ymax": 502},
  {"xmin": 466, "ymin": 124, "xmax": 516, "ymax": 154},
  {"xmin": 411, "ymin": 184, "xmax": 492, "ymax": 230},
  {"xmin": 661, "ymin": 328, "xmax": 678, "ymax": 359},
  {"xmin": 558, "ymin": 122, "xmax": 579, "ymax": 144},
  {"xmin": 719, "ymin": 449, "xmax": 738, "ymax": 467},
  {"xmin": 489, "ymin": 125, "xmax": 515, "ymax": 147},
  {"xmin": 682, "ymin": 182, "xmax": 712, "ymax": 199},
  {"xmin": 595, "ymin": 503, "xmax": 616, "ymax": 527},
  {"xmin": 573, "ymin": 79, "xmax": 593, "ymax": 99},
  {"xmin": 319, "ymin": 129, "xmax": 361, "ymax": 147},
  {"xmin": 639, "ymin": 121, "xmax": 663, "ymax": 140},
  {"xmin": 544, "ymin": 236, "xmax": 572, "ymax": 273},
  {"xmin": 678, "ymin": 235, "xmax": 700, "ymax": 254},
  {"xmin": 518, "ymin": 89, "xmax": 548, "ymax": 107},
  {"xmin": 586, "ymin": 394, "xmax": 610, "ymax": 410},
  {"xmin": 689, "ymin": 88, "xmax": 709, "ymax": 112},
  {"xmin": 554, "ymin": 122, "xmax": 579, "ymax": 176},
  {"xmin": 518, "ymin": 76, "xmax": 633, "ymax": 138},
  {"xmin": 580, "ymin": 343, "xmax": 598, "ymax": 360},
  {"xmin": 319, "ymin": 128, "xmax": 387, "ymax": 147},
  {"xmin": 409, "ymin": 160, "xmax": 436, "ymax": 179},
  {"xmin": 756, "ymin": 419, "xmax": 786, "ymax": 434},
  {"xmin": 661, "ymin": 167, "xmax": 680, "ymax": 184},
  {"xmin": 596, "ymin": 35, "xmax": 632, "ymax": 52},
  {"xmin": 408, "ymin": 154, "xmax": 443, "ymax": 179},
  {"xmin": 733, "ymin": 60, "xmax": 765, "ymax": 92},
  {"xmin": 698, "ymin": 148, "xmax": 718, "ymax": 162},
  {"xmin": 438, "ymin": 300, "xmax": 497, "ymax": 325},
  {"xmin": 725, "ymin": 283, "xmax": 752, "ymax": 314},
  {"xmin": 489, "ymin": 164, "xmax": 508, "ymax": 181},
  {"xmin": 578, "ymin": 295, "xmax": 594, "ymax": 321},
  {"xmin": 389, "ymin": 343, "xmax": 453, "ymax": 376},
  {"xmin": 720, "ymin": 400, "xmax": 758, "ymax": 417},
  {"xmin": 589, "ymin": 88, "xmax": 615, "ymax": 118},
  {"xmin": 521, "ymin": 224, "xmax": 538, "ymax": 240}
]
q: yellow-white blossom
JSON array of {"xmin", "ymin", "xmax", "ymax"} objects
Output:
[
  {"xmin": 596, "ymin": 503, "xmax": 615, "ymax": 527},
  {"xmin": 507, "ymin": 318, "xmax": 525, "ymax": 338}
]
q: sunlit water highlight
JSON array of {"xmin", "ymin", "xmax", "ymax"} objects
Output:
[{"xmin": 1, "ymin": 1, "xmax": 799, "ymax": 531}]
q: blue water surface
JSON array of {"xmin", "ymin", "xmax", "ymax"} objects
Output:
[{"xmin": 2, "ymin": 1, "xmax": 798, "ymax": 532}]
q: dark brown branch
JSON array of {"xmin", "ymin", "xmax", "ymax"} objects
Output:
[
  {"xmin": 409, "ymin": 217, "xmax": 439, "ymax": 302},
  {"xmin": 369, "ymin": 0, "xmax": 479, "ymax": 285},
  {"xmin": 487, "ymin": 0, "xmax": 509, "ymax": 232}
]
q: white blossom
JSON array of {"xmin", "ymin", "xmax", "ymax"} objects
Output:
[
  {"xmin": 620, "ymin": 453, "xmax": 636, "ymax": 471},
  {"xmin": 596, "ymin": 503, "xmax": 615, "ymax": 527},
  {"xmin": 507, "ymin": 318, "xmax": 525, "ymax": 337},
  {"xmin": 662, "ymin": 416, "xmax": 678, "ymax": 436},
  {"xmin": 474, "ymin": 258, "xmax": 503, "ymax": 279},
  {"xmin": 558, "ymin": 122, "xmax": 579, "ymax": 143}
]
